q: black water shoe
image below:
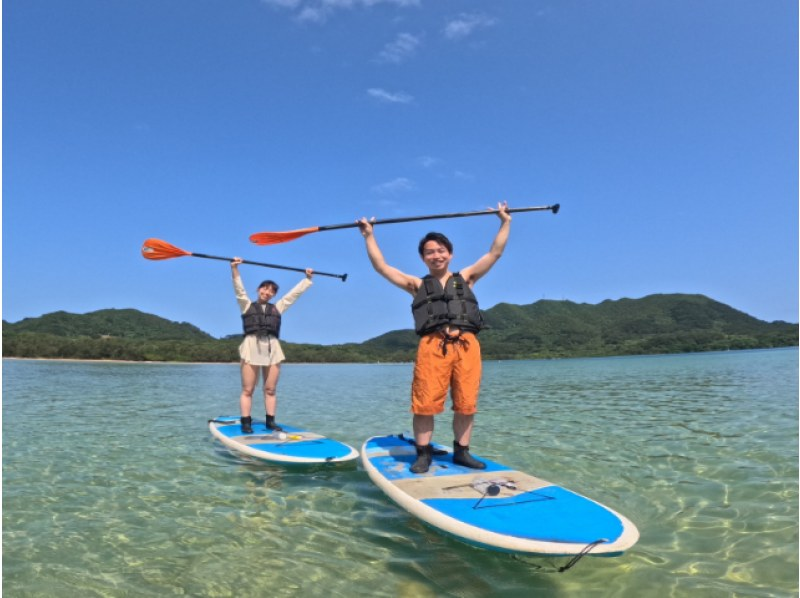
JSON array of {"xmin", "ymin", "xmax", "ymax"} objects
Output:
[
  {"xmin": 410, "ymin": 444, "xmax": 433, "ymax": 474},
  {"xmin": 453, "ymin": 441, "xmax": 486, "ymax": 469},
  {"xmin": 265, "ymin": 415, "xmax": 284, "ymax": 432}
]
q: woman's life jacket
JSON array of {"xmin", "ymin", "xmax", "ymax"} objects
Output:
[
  {"xmin": 411, "ymin": 273, "xmax": 484, "ymax": 336},
  {"xmin": 242, "ymin": 302, "xmax": 281, "ymax": 339}
]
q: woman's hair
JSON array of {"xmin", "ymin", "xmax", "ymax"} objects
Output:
[
  {"xmin": 418, "ymin": 232, "xmax": 453, "ymax": 256},
  {"xmin": 258, "ymin": 280, "xmax": 279, "ymax": 292}
]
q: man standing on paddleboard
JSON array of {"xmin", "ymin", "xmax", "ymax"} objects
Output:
[
  {"xmin": 357, "ymin": 202, "xmax": 512, "ymax": 474},
  {"xmin": 231, "ymin": 258, "xmax": 314, "ymax": 434}
]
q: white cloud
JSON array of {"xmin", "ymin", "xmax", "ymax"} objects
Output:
[
  {"xmin": 417, "ymin": 155, "xmax": 440, "ymax": 168},
  {"xmin": 321, "ymin": 0, "xmax": 352, "ymax": 6},
  {"xmin": 360, "ymin": 0, "xmax": 420, "ymax": 7},
  {"xmin": 261, "ymin": 0, "xmax": 303, "ymax": 7},
  {"xmin": 371, "ymin": 177, "xmax": 415, "ymax": 194},
  {"xmin": 367, "ymin": 88, "xmax": 414, "ymax": 103},
  {"xmin": 443, "ymin": 12, "xmax": 497, "ymax": 40},
  {"xmin": 377, "ymin": 33, "xmax": 421, "ymax": 64},
  {"xmin": 262, "ymin": 0, "xmax": 420, "ymax": 23},
  {"xmin": 297, "ymin": 6, "xmax": 328, "ymax": 22}
]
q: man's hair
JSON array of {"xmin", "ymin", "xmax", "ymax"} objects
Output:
[{"xmin": 418, "ymin": 232, "xmax": 453, "ymax": 256}]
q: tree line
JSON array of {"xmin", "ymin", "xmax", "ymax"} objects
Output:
[{"xmin": 3, "ymin": 295, "xmax": 796, "ymax": 363}]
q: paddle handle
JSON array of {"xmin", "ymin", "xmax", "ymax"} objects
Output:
[
  {"xmin": 193, "ymin": 253, "xmax": 347, "ymax": 281},
  {"xmin": 319, "ymin": 204, "xmax": 560, "ymax": 232}
]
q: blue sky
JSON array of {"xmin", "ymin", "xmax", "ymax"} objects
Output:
[{"xmin": 4, "ymin": 0, "xmax": 797, "ymax": 345}]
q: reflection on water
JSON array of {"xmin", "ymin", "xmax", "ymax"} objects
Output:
[{"xmin": 3, "ymin": 349, "xmax": 798, "ymax": 597}]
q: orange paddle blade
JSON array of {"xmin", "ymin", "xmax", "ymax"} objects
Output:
[
  {"xmin": 141, "ymin": 238, "xmax": 192, "ymax": 260},
  {"xmin": 249, "ymin": 227, "xmax": 320, "ymax": 246}
]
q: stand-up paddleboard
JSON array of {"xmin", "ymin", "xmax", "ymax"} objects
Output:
[
  {"xmin": 209, "ymin": 416, "xmax": 358, "ymax": 465},
  {"xmin": 361, "ymin": 434, "xmax": 639, "ymax": 559}
]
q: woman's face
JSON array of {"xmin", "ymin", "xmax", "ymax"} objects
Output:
[{"xmin": 258, "ymin": 284, "xmax": 277, "ymax": 302}]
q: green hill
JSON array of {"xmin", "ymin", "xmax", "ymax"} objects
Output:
[
  {"xmin": 2, "ymin": 294, "xmax": 796, "ymax": 362},
  {"xmin": 3, "ymin": 308, "xmax": 213, "ymax": 341},
  {"xmin": 476, "ymin": 294, "xmax": 797, "ymax": 359},
  {"xmin": 2, "ymin": 309, "xmax": 225, "ymax": 362},
  {"xmin": 348, "ymin": 294, "xmax": 797, "ymax": 361}
]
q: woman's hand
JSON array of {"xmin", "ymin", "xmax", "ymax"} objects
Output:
[{"xmin": 357, "ymin": 217, "xmax": 376, "ymax": 238}]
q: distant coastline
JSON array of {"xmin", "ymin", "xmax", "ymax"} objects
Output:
[
  {"xmin": 3, "ymin": 294, "xmax": 797, "ymax": 363},
  {"xmin": 4, "ymin": 347, "xmax": 797, "ymax": 368},
  {"xmin": 2, "ymin": 356, "xmax": 238, "ymax": 365}
]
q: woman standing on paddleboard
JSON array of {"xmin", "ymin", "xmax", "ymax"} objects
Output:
[
  {"xmin": 357, "ymin": 202, "xmax": 512, "ymax": 474},
  {"xmin": 230, "ymin": 258, "xmax": 313, "ymax": 434}
]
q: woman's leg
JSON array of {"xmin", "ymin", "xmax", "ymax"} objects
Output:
[
  {"xmin": 239, "ymin": 361, "xmax": 259, "ymax": 416},
  {"xmin": 263, "ymin": 363, "xmax": 281, "ymax": 416}
]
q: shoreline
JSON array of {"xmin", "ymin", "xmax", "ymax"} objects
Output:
[
  {"xmin": 2, "ymin": 357, "xmax": 238, "ymax": 366},
  {"xmin": 1, "ymin": 357, "xmax": 411, "ymax": 366},
  {"xmin": 4, "ymin": 347, "xmax": 795, "ymax": 367}
]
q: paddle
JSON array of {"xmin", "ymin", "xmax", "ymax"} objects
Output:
[
  {"xmin": 249, "ymin": 203, "xmax": 560, "ymax": 246},
  {"xmin": 141, "ymin": 238, "xmax": 348, "ymax": 281}
]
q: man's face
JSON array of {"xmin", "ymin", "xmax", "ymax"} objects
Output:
[{"xmin": 421, "ymin": 241, "xmax": 451, "ymax": 271}]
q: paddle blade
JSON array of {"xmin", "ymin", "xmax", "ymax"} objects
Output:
[
  {"xmin": 141, "ymin": 238, "xmax": 191, "ymax": 261},
  {"xmin": 249, "ymin": 227, "xmax": 320, "ymax": 246}
]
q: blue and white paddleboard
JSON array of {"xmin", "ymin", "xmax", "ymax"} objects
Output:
[
  {"xmin": 361, "ymin": 434, "xmax": 639, "ymax": 557},
  {"xmin": 209, "ymin": 416, "xmax": 358, "ymax": 465}
]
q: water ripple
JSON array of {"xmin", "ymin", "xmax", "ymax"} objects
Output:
[{"xmin": 3, "ymin": 349, "xmax": 798, "ymax": 597}]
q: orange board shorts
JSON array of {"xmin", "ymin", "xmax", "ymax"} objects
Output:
[{"xmin": 411, "ymin": 331, "xmax": 482, "ymax": 416}]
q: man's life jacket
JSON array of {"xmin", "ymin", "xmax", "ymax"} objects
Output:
[
  {"xmin": 411, "ymin": 273, "xmax": 484, "ymax": 336},
  {"xmin": 242, "ymin": 302, "xmax": 281, "ymax": 339}
]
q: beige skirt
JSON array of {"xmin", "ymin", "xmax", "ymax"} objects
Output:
[{"xmin": 238, "ymin": 334, "xmax": 285, "ymax": 366}]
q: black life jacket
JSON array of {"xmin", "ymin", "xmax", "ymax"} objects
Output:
[
  {"xmin": 411, "ymin": 273, "xmax": 484, "ymax": 336},
  {"xmin": 242, "ymin": 302, "xmax": 281, "ymax": 339}
]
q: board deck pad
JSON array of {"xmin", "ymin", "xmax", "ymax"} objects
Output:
[
  {"xmin": 209, "ymin": 416, "xmax": 358, "ymax": 465},
  {"xmin": 361, "ymin": 434, "xmax": 639, "ymax": 557}
]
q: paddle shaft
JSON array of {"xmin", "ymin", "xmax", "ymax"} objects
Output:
[
  {"xmin": 319, "ymin": 204, "xmax": 559, "ymax": 232},
  {"xmin": 192, "ymin": 252, "xmax": 347, "ymax": 281}
]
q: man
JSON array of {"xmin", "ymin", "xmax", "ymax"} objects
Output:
[{"xmin": 357, "ymin": 202, "xmax": 512, "ymax": 474}]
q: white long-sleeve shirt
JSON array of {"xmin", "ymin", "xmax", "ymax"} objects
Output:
[{"xmin": 233, "ymin": 275, "xmax": 313, "ymax": 365}]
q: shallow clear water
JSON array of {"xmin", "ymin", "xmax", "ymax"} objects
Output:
[{"xmin": 3, "ymin": 348, "xmax": 797, "ymax": 597}]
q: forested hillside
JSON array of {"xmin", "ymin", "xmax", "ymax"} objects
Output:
[{"xmin": 3, "ymin": 294, "xmax": 796, "ymax": 362}]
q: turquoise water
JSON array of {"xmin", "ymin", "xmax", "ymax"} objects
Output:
[{"xmin": 3, "ymin": 348, "xmax": 798, "ymax": 597}]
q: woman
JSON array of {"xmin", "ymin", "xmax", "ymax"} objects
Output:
[{"xmin": 231, "ymin": 257, "xmax": 313, "ymax": 434}]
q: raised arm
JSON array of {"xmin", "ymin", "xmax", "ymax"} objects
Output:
[
  {"xmin": 357, "ymin": 217, "xmax": 420, "ymax": 295},
  {"xmin": 460, "ymin": 202, "xmax": 512, "ymax": 286},
  {"xmin": 275, "ymin": 270, "xmax": 313, "ymax": 314},
  {"xmin": 230, "ymin": 257, "xmax": 252, "ymax": 313}
]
